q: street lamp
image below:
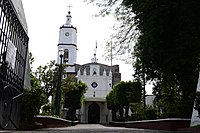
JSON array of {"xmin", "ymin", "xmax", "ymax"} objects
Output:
[{"xmin": 54, "ymin": 48, "xmax": 64, "ymax": 116}]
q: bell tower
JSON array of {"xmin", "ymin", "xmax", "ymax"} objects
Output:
[{"xmin": 57, "ymin": 7, "xmax": 77, "ymax": 74}]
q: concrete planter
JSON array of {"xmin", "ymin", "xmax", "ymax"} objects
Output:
[
  {"xmin": 110, "ymin": 118, "xmax": 191, "ymax": 131},
  {"xmin": 125, "ymin": 118, "xmax": 190, "ymax": 131},
  {"xmin": 34, "ymin": 115, "xmax": 78, "ymax": 128}
]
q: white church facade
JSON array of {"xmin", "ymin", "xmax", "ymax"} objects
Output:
[
  {"xmin": 75, "ymin": 63, "xmax": 121, "ymax": 123},
  {"xmin": 57, "ymin": 10, "xmax": 121, "ymax": 124}
]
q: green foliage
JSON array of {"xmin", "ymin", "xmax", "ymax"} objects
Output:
[
  {"xmin": 29, "ymin": 53, "xmax": 67, "ymax": 115},
  {"xmin": 144, "ymin": 106, "xmax": 157, "ymax": 120},
  {"xmin": 106, "ymin": 81, "xmax": 142, "ymax": 121},
  {"xmin": 41, "ymin": 103, "xmax": 52, "ymax": 115},
  {"xmin": 61, "ymin": 76, "xmax": 87, "ymax": 120},
  {"xmin": 20, "ymin": 53, "xmax": 48, "ymax": 127},
  {"xmin": 129, "ymin": 103, "xmax": 158, "ymax": 120},
  {"xmin": 106, "ymin": 89, "xmax": 117, "ymax": 110},
  {"xmin": 87, "ymin": 0, "xmax": 200, "ymax": 118},
  {"xmin": 191, "ymin": 124, "xmax": 200, "ymax": 128},
  {"xmin": 20, "ymin": 53, "xmax": 56, "ymax": 127},
  {"xmin": 129, "ymin": 103, "xmax": 144, "ymax": 121},
  {"xmin": 131, "ymin": 0, "xmax": 200, "ymax": 118},
  {"xmin": 20, "ymin": 87, "xmax": 47, "ymax": 125},
  {"xmin": 113, "ymin": 80, "xmax": 142, "ymax": 107},
  {"xmin": 34, "ymin": 60, "xmax": 58, "ymax": 99},
  {"xmin": 61, "ymin": 75, "xmax": 77, "ymax": 93}
]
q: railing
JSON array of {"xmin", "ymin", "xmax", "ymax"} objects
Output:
[{"xmin": 0, "ymin": 0, "xmax": 29, "ymax": 129}]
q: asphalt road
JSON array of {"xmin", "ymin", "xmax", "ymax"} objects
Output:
[{"xmin": 12, "ymin": 124, "xmax": 190, "ymax": 133}]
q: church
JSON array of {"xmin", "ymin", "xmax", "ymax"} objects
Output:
[{"xmin": 57, "ymin": 10, "xmax": 121, "ymax": 124}]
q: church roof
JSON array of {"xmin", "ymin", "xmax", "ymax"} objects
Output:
[
  {"xmin": 76, "ymin": 62, "xmax": 119, "ymax": 69},
  {"xmin": 75, "ymin": 63, "xmax": 120, "ymax": 76}
]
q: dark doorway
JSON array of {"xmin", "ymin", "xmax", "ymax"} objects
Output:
[{"xmin": 88, "ymin": 102, "xmax": 100, "ymax": 124}]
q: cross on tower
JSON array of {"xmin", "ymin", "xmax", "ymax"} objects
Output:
[{"xmin": 67, "ymin": 5, "xmax": 72, "ymax": 12}]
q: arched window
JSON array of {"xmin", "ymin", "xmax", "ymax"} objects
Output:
[
  {"xmin": 93, "ymin": 68, "xmax": 97, "ymax": 76},
  {"xmin": 64, "ymin": 49, "xmax": 69, "ymax": 63}
]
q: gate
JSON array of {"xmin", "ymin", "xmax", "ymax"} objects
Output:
[{"xmin": 0, "ymin": 0, "xmax": 29, "ymax": 129}]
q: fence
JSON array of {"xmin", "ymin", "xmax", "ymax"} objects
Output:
[{"xmin": 0, "ymin": 0, "xmax": 29, "ymax": 129}]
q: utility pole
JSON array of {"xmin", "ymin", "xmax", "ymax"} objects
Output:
[
  {"xmin": 142, "ymin": 63, "xmax": 146, "ymax": 109},
  {"xmin": 111, "ymin": 41, "xmax": 113, "ymax": 66}
]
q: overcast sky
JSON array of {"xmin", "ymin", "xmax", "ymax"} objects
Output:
[{"xmin": 21, "ymin": 0, "xmax": 139, "ymax": 87}]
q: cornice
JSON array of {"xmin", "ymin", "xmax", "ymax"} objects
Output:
[
  {"xmin": 58, "ymin": 43, "xmax": 77, "ymax": 47},
  {"xmin": 60, "ymin": 25, "xmax": 77, "ymax": 31}
]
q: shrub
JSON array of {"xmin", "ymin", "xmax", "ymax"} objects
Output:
[
  {"xmin": 20, "ymin": 87, "xmax": 47, "ymax": 127},
  {"xmin": 144, "ymin": 107, "xmax": 157, "ymax": 120}
]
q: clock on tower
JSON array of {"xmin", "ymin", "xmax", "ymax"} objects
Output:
[
  {"xmin": 65, "ymin": 32, "xmax": 70, "ymax": 37},
  {"xmin": 57, "ymin": 10, "xmax": 77, "ymax": 72}
]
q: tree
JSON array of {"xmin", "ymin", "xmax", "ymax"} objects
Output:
[
  {"xmin": 85, "ymin": 0, "xmax": 141, "ymax": 63},
  {"xmin": 20, "ymin": 86, "xmax": 47, "ymax": 125},
  {"xmin": 106, "ymin": 89, "xmax": 118, "ymax": 121},
  {"xmin": 34, "ymin": 60, "xmax": 58, "ymax": 100},
  {"xmin": 131, "ymin": 1, "xmax": 200, "ymax": 118},
  {"xmin": 27, "ymin": 53, "xmax": 63, "ymax": 115},
  {"xmin": 86, "ymin": 0, "xmax": 200, "ymax": 118},
  {"xmin": 106, "ymin": 81, "xmax": 142, "ymax": 121},
  {"xmin": 33, "ymin": 59, "xmax": 68, "ymax": 114},
  {"xmin": 20, "ymin": 53, "xmax": 47, "ymax": 127},
  {"xmin": 61, "ymin": 76, "xmax": 87, "ymax": 120}
]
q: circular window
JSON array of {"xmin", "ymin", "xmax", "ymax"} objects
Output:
[{"xmin": 91, "ymin": 82, "xmax": 98, "ymax": 88}]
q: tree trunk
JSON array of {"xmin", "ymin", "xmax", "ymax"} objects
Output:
[
  {"xmin": 112, "ymin": 109, "xmax": 117, "ymax": 121},
  {"xmin": 119, "ymin": 108, "xmax": 124, "ymax": 121},
  {"xmin": 125, "ymin": 105, "xmax": 129, "ymax": 121}
]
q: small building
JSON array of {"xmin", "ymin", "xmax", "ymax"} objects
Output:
[
  {"xmin": 146, "ymin": 95, "xmax": 156, "ymax": 106},
  {"xmin": 57, "ymin": 10, "xmax": 121, "ymax": 124}
]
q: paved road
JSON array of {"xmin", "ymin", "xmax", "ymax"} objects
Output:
[{"xmin": 12, "ymin": 124, "xmax": 189, "ymax": 133}]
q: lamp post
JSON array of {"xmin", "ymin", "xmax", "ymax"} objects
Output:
[{"xmin": 54, "ymin": 48, "xmax": 64, "ymax": 117}]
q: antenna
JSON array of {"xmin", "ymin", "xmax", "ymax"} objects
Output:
[
  {"xmin": 110, "ymin": 40, "xmax": 113, "ymax": 66},
  {"xmin": 91, "ymin": 41, "xmax": 98, "ymax": 63},
  {"xmin": 95, "ymin": 41, "xmax": 97, "ymax": 56},
  {"xmin": 94, "ymin": 41, "xmax": 97, "ymax": 63}
]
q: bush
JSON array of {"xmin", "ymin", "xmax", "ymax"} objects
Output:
[
  {"xmin": 129, "ymin": 103, "xmax": 145, "ymax": 121},
  {"xmin": 40, "ymin": 103, "xmax": 53, "ymax": 115},
  {"xmin": 129, "ymin": 103, "xmax": 158, "ymax": 121},
  {"xmin": 144, "ymin": 107, "xmax": 157, "ymax": 120},
  {"xmin": 20, "ymin": 87, "xmax": 47, "ymax": 127}
]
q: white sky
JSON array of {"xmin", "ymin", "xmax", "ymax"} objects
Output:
[
  {"xmin": 21, "ymin": 0, "xmax": 135, "ymax": 80},
  {"xmin": 21, "ymin": 0, "xmax": 153, "ymax": 94},
  {"xmin": 21, "ymin": 0, "xmax": 155, "ymax": 94}
]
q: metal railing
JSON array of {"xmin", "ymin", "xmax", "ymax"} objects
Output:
[{"xmin": 0, "ymin": 0, "xmax": 29, "ymax": 129}]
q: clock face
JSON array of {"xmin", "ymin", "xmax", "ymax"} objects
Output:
[{"xmin": 65, "ymin": 32, "xmax": 69, "ymax": 36}]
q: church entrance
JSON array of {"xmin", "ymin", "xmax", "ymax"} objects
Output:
[{"xmin": 88, "ymin": 102, "xmax": 100, "ymax": 124}]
